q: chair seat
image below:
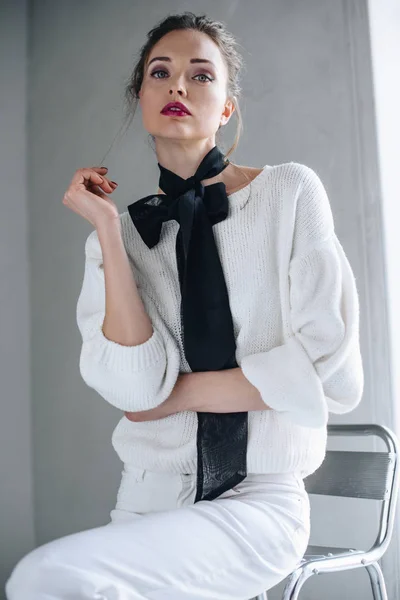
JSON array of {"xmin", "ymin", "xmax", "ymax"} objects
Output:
[{"xmin": 302, "ymin": 544, "xmax": 364, "ymax": 560}]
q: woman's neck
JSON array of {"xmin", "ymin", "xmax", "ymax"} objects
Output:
[{"xmin": 157, "ymin": 162, "xmax": 252, "ymax": 196}]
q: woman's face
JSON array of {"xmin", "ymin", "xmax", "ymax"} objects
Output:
[{"xmin": 138, "ymin": 29, "xmax": 234, "ymax": 142}]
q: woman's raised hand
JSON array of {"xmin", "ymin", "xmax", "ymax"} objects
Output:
[{"xmin": 62, "ymin": 166, "xmax": 119, "ymax": 229}]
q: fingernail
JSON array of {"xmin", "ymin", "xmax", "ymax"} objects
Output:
[{"xmin": 111, "ymin": 181, "xmax": 118, "ymax": 186}]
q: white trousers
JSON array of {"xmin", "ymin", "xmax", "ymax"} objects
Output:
[{"xmin": 5, "ymin": 468, "xmax": 310, "ymax": 600}]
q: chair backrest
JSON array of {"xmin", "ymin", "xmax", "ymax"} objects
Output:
[{"xmin": 303, "ymin": 424, "xmax": 400, "ymax": 553}]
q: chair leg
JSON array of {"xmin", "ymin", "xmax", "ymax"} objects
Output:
[
  {"xmin": 365, "ymin": 561, "xmax": 388, "ymax": 600},
  {"xmin": 281, "ymin": 566, "xmax": 311, "ymax": 600}
]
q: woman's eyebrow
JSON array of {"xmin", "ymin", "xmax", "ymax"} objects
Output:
[{"xmin": 147, "ymin": 56, "xmax": 216, "ymax": 68}]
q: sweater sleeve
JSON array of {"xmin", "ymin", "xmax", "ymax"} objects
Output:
[
  {"xmin": 240, "ymin": 166, "xmax": 364, "ymax": 428},
  {"xmin": 76, "ymin": 229, "xmax": 181, "ymax": 411}
]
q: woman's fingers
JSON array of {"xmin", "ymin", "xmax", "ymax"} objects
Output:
[
  {"xmin": 71, "ymin": 167, "xmax": 117, "ymax": 192},
  {"xmin": 90, "ymin": 167, "xmax": 116, "ymax": 192}
]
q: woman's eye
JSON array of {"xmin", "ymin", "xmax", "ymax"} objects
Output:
[
  {"xmin": 194, "ymin": 73, "xmax": 214, "ymax": 82},
  {"xmin": 151, "ymin": 69, "xmax": 168, "ymax": 79},
  {"xmin": 150, "ymin": 69, "xmax": 213, "ymax": 82}
]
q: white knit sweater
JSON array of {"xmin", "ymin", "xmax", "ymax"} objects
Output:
[{"xmin": 76, "ymin": 161, "xmax": 364, "ymax": 479}]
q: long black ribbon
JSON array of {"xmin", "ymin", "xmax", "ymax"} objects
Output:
[{"xmin": 127, "ymin": 146, "xmax": 247, "ymax": 501}]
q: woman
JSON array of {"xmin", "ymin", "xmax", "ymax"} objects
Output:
[{"xmin": 6, "ymin": 11, "xmax": 364, "ymax": 600}]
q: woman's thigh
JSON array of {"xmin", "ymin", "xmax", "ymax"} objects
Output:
[{"xmin": 5, "ymin": 471, "xmax": 310, "ymax": 600}]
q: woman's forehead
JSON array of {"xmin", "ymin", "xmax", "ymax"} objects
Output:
[{"xmin": 148, "ymin": 30, "xmax": 223, "ymax": 67}]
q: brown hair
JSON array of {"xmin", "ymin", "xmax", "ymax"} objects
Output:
[{"xmin": 99, "ymin": 11, "xmax": 245, "ymax": 165}]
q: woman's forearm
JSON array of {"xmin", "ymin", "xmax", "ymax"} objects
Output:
[
  {"xmin": 97, "ymin": 220, "xmax": 153, "ymax": 346},
  {"xmin": 168, "ymin": 368, "xmax": 270, "ymax": 413},
  {"xmin": 125, "ymin": 368, "xmax": 269, "ymax": 422}
]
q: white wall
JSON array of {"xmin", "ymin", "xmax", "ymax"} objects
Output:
[
  {"xmin": 1, "ymin": 1, "xmax": 398, "ymax": 598},
  {"xmin": 368, "ymin": 0, "xmax": 400, "ymax": 452},
  {"xmin": 367, "ymin": 0, "xmax": 400, "ymax": 594}
]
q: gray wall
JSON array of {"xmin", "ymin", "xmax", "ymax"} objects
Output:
[
  {"xmin": 1, "ymin": 0, "xmax": 398, "ymax": 598},
  {"xmin": 0, "ymin": 0, "xmax": 35, "ymax": 589}
]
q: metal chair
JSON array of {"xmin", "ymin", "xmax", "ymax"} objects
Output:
[{"xmin": 252, "ymin": 423, "xmax": 400, "ymax": 600}]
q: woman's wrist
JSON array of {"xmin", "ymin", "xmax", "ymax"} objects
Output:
[
  {"xmin": 167, "ymin": 373, "xmax": 195, "ymax": 413},
  {"xmin": 96, "ymin": 217, "xmax": 122, "ymax": 240}
]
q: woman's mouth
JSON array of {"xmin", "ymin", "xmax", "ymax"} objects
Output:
[{"xmin": 161, "ymin": 108, "xmax": 191, "ymax": 117}]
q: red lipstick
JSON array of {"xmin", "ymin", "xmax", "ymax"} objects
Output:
[{"xmin": 161, "ymin": 101, "xmax": 192, "ymax": 116}]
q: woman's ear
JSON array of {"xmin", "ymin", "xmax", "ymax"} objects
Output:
[{"xmin": 220, "ymin": 99, "xmax": 235, "ymax": 127}]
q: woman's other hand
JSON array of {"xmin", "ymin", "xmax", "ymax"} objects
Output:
[
  {"xmin": 124, "ymin": 403, "xmax": 173, "ymax": 422},
  {"xmin": 62, "ymin": 166, "xmax": 119, "ymax": 229}
]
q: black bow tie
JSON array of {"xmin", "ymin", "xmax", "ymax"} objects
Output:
[{"xmin": 127, "ymin": 145, "xmax": 248, "ymax": 502}]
